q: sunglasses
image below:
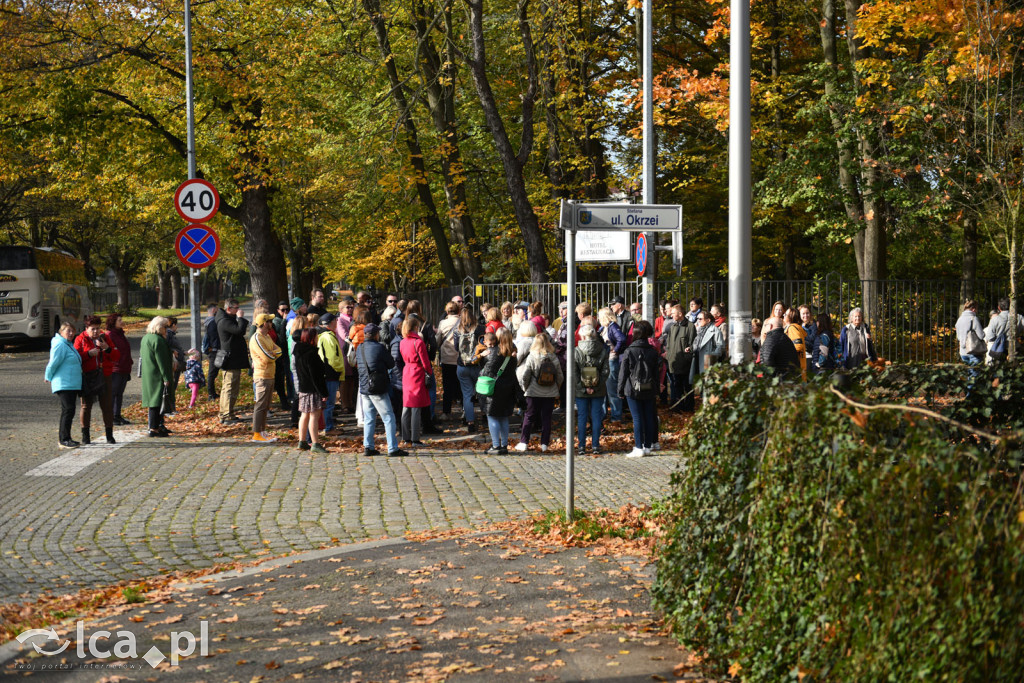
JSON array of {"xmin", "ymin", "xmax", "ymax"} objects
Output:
[{"xmin": 386, "ymin": 299, "xmax": 397, "ymax": 304}]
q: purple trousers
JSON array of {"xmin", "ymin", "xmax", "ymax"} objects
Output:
[{"xmin": 520, "ymin": 396, "xmax": 555, "ymax": 446}]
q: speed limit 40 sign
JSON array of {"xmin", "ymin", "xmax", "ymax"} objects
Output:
[{"xmin": 174, "ymin": 179, "xmax": 220, "ymax": 223}]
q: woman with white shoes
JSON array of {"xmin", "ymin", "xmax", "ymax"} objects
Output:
[
  {"xmin": 617, "ymin": 320, "xmax": 660, "ymax": 458},
  {"xmin": 514, "ymin": 333, "xmax": 563, "ymax": 452}
]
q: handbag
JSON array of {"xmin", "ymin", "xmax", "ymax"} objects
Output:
[
  {"xmin": 965, "ymin": 326, "xmax": 986, "ymax": 357},
  {"xmin": 213, "ymin": 348, "xmax": 230, "ymax": 369},
  {"xmin": 476, "ymin": 356, "xmax": 510, "ymax": 397}
]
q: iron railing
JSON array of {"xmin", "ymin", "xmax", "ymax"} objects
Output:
[{"xmin": 404, "ymin": 275, "xmax": 1010, "ymax": 364}]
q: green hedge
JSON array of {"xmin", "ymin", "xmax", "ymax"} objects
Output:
[{"xmin": 652, "ymin": 364, "xmax": 1024, "ymax": 682}]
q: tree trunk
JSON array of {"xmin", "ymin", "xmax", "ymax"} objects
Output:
[
  {"xmin": 362, "ymin": 0, "xmax": 460, "ymax": 286},
  {"xmin": 115, "ymin": 269, "xmax": 131, "ymax": 309},
  {"xmin": 220, "ymin": 185, "xmax": 289, "ymax": 305},
  {"xmin": 961, "ymin": 215, "xmax": 978, "ymax": 302},
  {"xmin": 464, "ymin": 0, "xmax": 549, "ymax": 283},
  {"xmin": 170, "ymin": 265, "xmax": 182, "ymax": 309},
  {"xmin": 413, "ymin": 0, "xmax": 483, "ymax": 279},
  {"xmin": 156, "ymin": 263, "xmax": 169, "ymax": 309}
]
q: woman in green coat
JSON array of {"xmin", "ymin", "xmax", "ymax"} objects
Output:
[{"xmin": 140, "ymin": 316, "xmax": 173, "ymax": 437}]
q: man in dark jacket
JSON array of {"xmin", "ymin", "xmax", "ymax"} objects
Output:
[
  {"xmin": 356, "ymin": 324, "xmax": 405, "ymax": 457},
  {"xmin": 203, "ymin": 303, "xmax": 220, "ymax": 399},
  {"xmin": 663, "ymin": 304, "xmax": 697, "ymax": 411},
  {"xmin": 216, "ymin": 299, "xmax": 250, "ymax": 424},
  {"xmin": 761, "ymin": 327, "xmax": 800, "ymax": 378}
]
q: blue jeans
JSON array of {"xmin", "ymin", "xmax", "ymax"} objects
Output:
[
  {"xmin": 487, "ymin": 415, "xmax": 510, "ymax": 449},
  {"xmin": 363, "ymin": 392, "xmax": 399, "ymax": 453},
  {"xmin": 606, "ymin": 356, "xmax": 623, "ymax": 420},
  {"xmin": 626, "ymin": 396, "xmax": 657, "ymax": 449},
  {"xmin": 575, "ymin": 396, "xmax": 605, "ymax": 449},
  {"xmin": 324, "ymin": 380, "xmax": 340, "ymax": 430},
  {"xmin": 457, "ymin": 365, "xmax": 480, "ymax": 423}
]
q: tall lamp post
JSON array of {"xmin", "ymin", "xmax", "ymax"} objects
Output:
[{"xmin": 728, "ymin": 0, "xmax": 753, "ymax": 363}]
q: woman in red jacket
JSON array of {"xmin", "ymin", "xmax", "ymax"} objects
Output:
[
  {"xmin": 105, "ymin": 313, "xmax": 133, "ymax": 425},
  {"xmin": 74, "ymin": 315, "xmax": 116, "ymax": 444},
  {"xmin": 399, "ymin": 316, "xmax": 433, "ymax": 446}
]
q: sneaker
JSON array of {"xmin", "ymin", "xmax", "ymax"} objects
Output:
[
  {"xmin": 651, "ymin": 443, "xmax": 661, "ymax": 451},
  {"xmin": 253, "ymin": 432, "xmax": 277, "ymax": 443},
  {"xmin": 540, "ymin": 444, "xmax": 548, "ymax": 452},
  {"xmin": 364, "ymin": 447, "xmax": 380, "ymax": 456},
  {"xmin": 58, "ymin": 440, "xmax": 79, "ymax": 449},
  {"xmin": 310, "ymin": 443, "xmax": 329, "ymax": 454},
  {"xmin": 297, "ymin": 441, "xmax": 311, "ymax": 451},
  {"xmin": 148, "ymin": 430, "xmax": 169, "ymax": 438},
  {"xmin": 388, "ymin": 448, "xmax": 409, "ymax": 457},
  {"xmin": 514, "ymin": 442, "xmax": 528, "ymax": 452},
  {"xmin": 485, "ymin": 446, "xmax": 507, "ymax": 455},
  {"xmin": 592, "ymin": 446, "xmax": 602, "ymax": 455},
  {"xmin": 411, "ymin": 440, "xmax": 426, "ymax": 447},
  {"xmin": 643, "ymin": 447, "xmax": 652, "ymax": 456},
  {"xmin": 626, "ymin": 447, "xmax": 646, "ymax": 458},
  {"xmin": 220, "ymin": 416, "xmax": 242, "ymax": 425},
  {"xmin": 165, "ymin": 412, "xmax": 177, "ymax": 417},
  {"xmin": 466, "ymin": 423, "xmax": 477, "ymax": 434}
]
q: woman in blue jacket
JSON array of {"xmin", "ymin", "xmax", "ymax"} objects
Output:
[{"xmin": 44, "ymin": 322, "xmax": 83, "ymax": 449}]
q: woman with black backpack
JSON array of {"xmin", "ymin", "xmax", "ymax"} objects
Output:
[
  {"xmin": 617, "ymin": 320, "xmax": 660, "ymax": 458},
  {"xmin": 515, "ymin": 332, "xmax": 563, "ymax": 452},
  {"xmin": 453, "ymin": 308, "xmax": 485, "ymax": 433}
]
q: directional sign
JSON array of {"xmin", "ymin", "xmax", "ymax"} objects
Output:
[
  {"xmin": 175, "ymin": 224, "xmax": 220, "ymax": 269},
  {"xmin": 570, "ymin": 203, "xmax": 682, "ymax": 232},
  {"xmin": 174, "ymin": 179, "xmax": 220, "ymax": 223},
  {"xmin": 635, "ymin": 232, "xmax": 648, "ymax": 277}
]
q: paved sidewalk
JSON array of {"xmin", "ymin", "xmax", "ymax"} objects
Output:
[{"xmin": 2, "ymin": 532, "xmax": 702, "ymax": 682}]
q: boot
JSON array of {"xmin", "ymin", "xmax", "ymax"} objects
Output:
[
  {"xmin": 106, "ymin": 427, "xmax": 116, "ymax": 445},
  {"xmin": 81, "ymin": 426, "xmax": 91, "ymax": 445}
]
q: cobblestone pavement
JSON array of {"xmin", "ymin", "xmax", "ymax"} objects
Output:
[{"xmin": 0, "ymin": 341, "xmax": 678, "ymax": 605}]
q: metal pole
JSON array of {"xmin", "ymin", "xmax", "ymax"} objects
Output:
[
  {"xmin": 640, "ymin": 0, "xmax": 656, "ymax": 322},
  {"xmin": 184, "ymin": 0, "xmax": 202, "ymax": 354},
  {"xmin": 728, "ymin": 0, "xmax": 753, "ymax": 363},
  {"xmin": 562, "ymin": 199, "xmax": 576, "ymax": 521}
]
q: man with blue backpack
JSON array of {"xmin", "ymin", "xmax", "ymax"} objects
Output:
[{"xmin": 985, "ymin": 297, "xmax": 1024, "ymax": 363}]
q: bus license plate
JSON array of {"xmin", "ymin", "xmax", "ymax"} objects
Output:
[{"xmin": 0, "ymin": 298, "xmax": 22, "ymax": 315}]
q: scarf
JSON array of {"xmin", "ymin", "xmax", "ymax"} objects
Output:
[{"xmin": 714, "ymin": 316, "xmax": 725, "ymax": 328}]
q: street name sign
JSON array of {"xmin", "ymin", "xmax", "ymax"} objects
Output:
[{"xmin": 569, "ymin": 203, "xmax": 681, "ymax": 232}]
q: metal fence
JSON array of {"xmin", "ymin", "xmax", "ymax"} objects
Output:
[
  {"xmin": 90, "ymin": 289, "xmax": 158, "ymax": 312},
  {"xmin": 404, "ymin": 275, "xmax": 1010, "ymax": 364}
]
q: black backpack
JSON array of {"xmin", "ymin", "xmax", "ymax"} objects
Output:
[
  {"xmin": 536, "ymin": 355, "xmax": 558, "ymax": 387},
  {"xmin": 630, "ymin": 351, "xmax": 655, "ymax": 393}
]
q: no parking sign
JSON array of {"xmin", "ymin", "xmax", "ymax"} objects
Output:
[{"xmin": 174, "ymin": 224, "xmax": 220, "ymax": 270}]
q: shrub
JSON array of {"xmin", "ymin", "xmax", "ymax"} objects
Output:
[{"xmin": 652, "ymin": 364, "xmax": 1024, "ymax": 682}]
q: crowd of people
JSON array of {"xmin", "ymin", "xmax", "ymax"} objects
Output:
[{"xmin": 44, "ymin": 290, "xmax": 1023, "ymax": 454}]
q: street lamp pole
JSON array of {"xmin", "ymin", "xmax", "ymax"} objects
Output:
[
  {"xmin": 640, "ymin": 0, "xmax": 656, "ymax": 322},
  {"xmin": 184, "ymin": 0, "xmax": 202, "ymax": 354},
  {"xmin": 728, "ymin": 0, "xmax": 753, "ymax": 363}
]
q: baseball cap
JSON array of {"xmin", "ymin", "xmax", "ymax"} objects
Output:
[
  {"xmin": 254, "ymin": 313, "xmax": 275, "ymax": 326},
  {"xmin": 608, "ymin": 295, "xmax": 625, "ymax": 306},
  {"xmin": 364, "ymin": 323, "xmax": 380, "ymax": 338},
  {"xmin": 318, "ymin": 313, "xmax": 336, "ymax": 327}
]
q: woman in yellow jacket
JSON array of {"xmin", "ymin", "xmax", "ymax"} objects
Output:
[
  {"xmin": 249, "ymin": 314, "xmax": 283, "ymax": 441},
  {"xmin": 783, "ymin": 308, "xmax": 808, "ymax": 381}
]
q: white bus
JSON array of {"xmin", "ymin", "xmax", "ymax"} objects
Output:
[{"xmin": 0, "ymin": 246, "xmax": 94, "ymax": 346}]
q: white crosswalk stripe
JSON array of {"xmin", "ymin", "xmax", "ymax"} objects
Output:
[{"xmin": 25, "ymin": 431, "xmax": 148, "ymax": 477}]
